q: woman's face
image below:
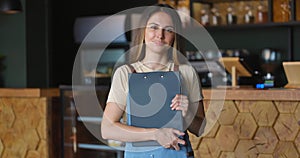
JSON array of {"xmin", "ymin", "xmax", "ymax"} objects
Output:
[{"xmin": 144, "ymin": 11, "xmax": 175, "ymax": 55}]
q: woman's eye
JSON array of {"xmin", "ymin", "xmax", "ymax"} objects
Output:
[
  {"xmin": 149, "ymin": 25, "xmax": 159, "ymax": 30},
  {"xmin": 165, "ymin": 28, "xmax": 174, "ymax": 33}
]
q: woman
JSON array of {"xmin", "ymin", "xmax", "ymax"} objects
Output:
[{"xmin": 101, "ymin": 4, "xmax": 205, "ymax": 158}]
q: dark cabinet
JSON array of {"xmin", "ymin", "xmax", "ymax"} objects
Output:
[{"xmin": 60, "ymin": 85, "xmax": 124, "ymax": 158}]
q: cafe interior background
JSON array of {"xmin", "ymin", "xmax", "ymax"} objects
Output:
[{"xmin": 0, "ymin": 0, "xmax": 300, "ymax": 157}]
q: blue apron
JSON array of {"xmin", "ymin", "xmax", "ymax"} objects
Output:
[{"xmin": 125, "ymin": 64, "xmax": 194, "ymax": 158}]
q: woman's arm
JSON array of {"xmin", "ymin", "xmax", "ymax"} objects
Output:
[
  {"xmin": 101, "ymin": 102, "xmax": 186, "ymax": 150},
  {"xmin": 101, "ymin": 102, "xmax": 156, "ymax": 141}
]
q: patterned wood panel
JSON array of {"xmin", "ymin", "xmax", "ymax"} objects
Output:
[
  {"xmin": 296, "ymin": 132, "xmax": 300, "ymax": 155},
  {"xmin": 198, "ymin": 138, "xmax": 221, "ymax": 158},
  {"xmin": 251, "ymin": 101, "xmax": 278, "ymax": 126},
  {"xmin": 273, "ymin": 114, "xmax": 299, "ymax": 141},
  {"xmin": 273, "ymin": 141, "xmax": 299, "ymax": 158},
  {"xmin": 233, "ymin": 113, "xmax": 257, "ymax": 139},
  {"xmin": 219, "ymin": 151, "xmax": 235, "ymax": 158},
  {"xmin": 275, "ymin": 101, "xmax": 298, "ymax": 113},
  {"xmin": 215, "ymin": 126, "xmax": 238, "ymax": 151},
  {"xmin": 190, "ymin": 100, "xmax": 300, "ymax": 158},
  {"xmin": 0, "ymin": 98, "xmax": 49, "ymax": 158},
  {"xmin": 257, "ymin": 154, "xmax": 273, "ymax": 158},
  {"xmin": 204, "ymin": 120, "xmax": 219, "ymax": 138},
  {"xmin": 218, "ymin": 101, "xmax": 238, "ymax": 125},
  {"xmin": 254, "ymin": 127, "xmax": 278, "ymax": 154},
  {"xmin": 294, "ymin": 104, "xmax": 300, "ymax": 124},
  {"xmin": 234, "ymin": 140, "xmax": 258, "ymax": 158},
  {"xmin": 0, "ymin": 139, "xmax": 3, "ymax": 157}
]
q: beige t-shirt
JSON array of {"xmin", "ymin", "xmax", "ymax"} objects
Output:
[{"xmin": 107, "ymin": 61, "xmax": 203, "ymax": 110}]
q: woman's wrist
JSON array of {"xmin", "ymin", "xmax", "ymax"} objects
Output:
[{"xmin": 148, "ymin": 128, "xmax": 159, "ymax": 141}]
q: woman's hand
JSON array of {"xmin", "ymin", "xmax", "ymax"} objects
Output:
[
  {"xmin": 154, "ymin": 128, "xmax": 185, "ymax": 150},
  {"xmin": 170, "ymin": 94, "xmax": 189, "ymax": 117}
]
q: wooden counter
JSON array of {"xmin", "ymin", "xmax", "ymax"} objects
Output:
[
  {"xmin": 203, "ymin": 88, "xmax": 300, "ymax": 101},
  {"xmin": 190, "ymin": 88, "xmax": 300, "ymax": 158},
  {"xmin": 0, "ymin": 88, "xmax": 59, "ymax": 97},
  {"xmin": 1, "ymin": 88, "xmax": 300, "ymax": 158},
  {"xmin": 0, "ymin": 88, "xmax": 60, "ymax": 158}
]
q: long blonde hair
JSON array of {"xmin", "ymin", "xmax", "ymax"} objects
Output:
[{"xmin": 130, "ymin": 4, "xmax": 184, "ymax": 65}]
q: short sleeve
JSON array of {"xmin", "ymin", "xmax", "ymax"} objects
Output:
[
  {"xmin": 106, "ymin": 65, "xmax": 130, "ymax": 109},
  {"xmin": 179, "ymin": 65, "xmax": 203, "ymax": 103}
]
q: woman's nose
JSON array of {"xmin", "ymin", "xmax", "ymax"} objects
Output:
[{"xmin": 156, "ymin": 28, "xmax": 164, "ymax": 39}]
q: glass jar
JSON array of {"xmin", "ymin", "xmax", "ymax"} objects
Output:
[
  {"xmin": 280, "ymin": 0, "xmax": 291, "ymax": 22},
  {"xmin": 200, "ymin": 9, "xmax": 210, "ymax": 26},
  {"xmin": 256, "ymin": 3, "xmax": 268, "ymax": 23},
  {"xmin": 211, "ymin": 7, "xmax": 222, "ymax": 26},
  {"xmin": 244, "ymin": 5, "xmax": 255, "ymax": 24},
  {"xmin": 226, "ymin": 6, "xmax": 237, "ymax": 25}
]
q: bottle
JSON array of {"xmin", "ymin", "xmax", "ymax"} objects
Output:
[
  {"xmin": 256, "ymin": 3, "xmax": 268, "ymax": 23},
  {"xmin": 176, "ymin": 0, "xmax": 190, "ymax": 28},
  {"xmin": 244, "ymin": 5, "xmax": 255, "ymax": 24},
  {"xmin": 200, "ymin": 9, "xmax": 210, "ymax": 26},
  {"xmin": 280, "ymin": 0, "xmax": 291, "ymax": 22},
  {"xmin": 211, "ymin": 7, "xmax": 222, "ymax": 26},
  {"xmin": 226, "ymin": 6, "xmax": 237, "ymax": 25}
]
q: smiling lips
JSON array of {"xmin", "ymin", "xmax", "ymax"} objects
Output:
[{"xmin": 153, "ymin": 40, "xmax": 166, "ymax": 46}]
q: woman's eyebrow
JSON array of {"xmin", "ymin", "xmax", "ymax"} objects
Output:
[{"xmin": 147, "ymin": 22, "xmax": 174, "ymax": 28}]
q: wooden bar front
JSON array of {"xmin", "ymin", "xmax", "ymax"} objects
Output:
[
  {"xmin": 189, "ymin": 88, "xmax": 300, "ymax": 158},
  {"xmin": 0, "ymin": 88, "xmax": 60, "ymax": 158}
]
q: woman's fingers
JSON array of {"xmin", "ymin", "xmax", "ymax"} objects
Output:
[
  {"xmin": 171, "ymin": 142, "xmax": 180, "ymax": 150},
  {"xmin": 170, "ymin": 94, "xmax": 188, "ymax": 117},
  {"xmin": 157, "ymin": 128, "xmax": 186, "ymax": 150},
  {"xmin": 163, "ymin": 143, "xmax": 171, "ymax": 148},
  {"xmin": 172, "ymin": 129, "xmax": 185, "ymax": 137},
  {"xmin": 163, "ymin": 138, "xmax": 185, "ymax": 150},
  {"xmin": 171, "ymin": 94, "xmax": 188, "ymax": 103},
  {"xmin": 170, "ymin": 137, "xmax": 185, "ymax": 150},
  {"xmin": 170, "ymin": 94, "xmax": 188, "ymax": 110},
  {"xmin": 172, "ymin": 129, "xmax": 186, "ymax": 150}
]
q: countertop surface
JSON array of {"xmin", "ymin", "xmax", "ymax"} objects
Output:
[
  {"xmin": 0, "ymin": 87, "xmax": 299, "ymax": 100},
  {"xmin": 203, "ymin": 87, "xmax": 300, "ymax": 101},
  {"xmin": 0, "ymin": 88, "xmax": 59, "ymax": 97}
]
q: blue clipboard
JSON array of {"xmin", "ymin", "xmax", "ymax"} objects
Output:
[{"xmin": 127, "ymin": 71, "xmax": 183, "ymax": 147}]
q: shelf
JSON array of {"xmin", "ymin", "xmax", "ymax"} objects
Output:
[
  {"xmin": 85, "ymin": 73, "xmax": 111, "ymax": 78},
  {"xmin": 77, "ymin": 116, "xmax": 102, "ymax": 124},
  {"xmin": 191, "ymin": 0, "xmax": 262, "ymax": 4},
  {"xmin": 78, "ymin": 42, "xmax": 130, "ymax": 49},
  {"xmin": 185, "ymin": 21, "xmax": 300, "ymax": 32},
  {"xmin": 84, "ymin": 70, "xmax": 111, "ymax": 78},
  {"xmin": 190, "ymin": 60, "xmax": 225, "ymax": 73}
]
